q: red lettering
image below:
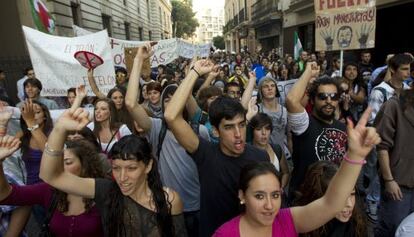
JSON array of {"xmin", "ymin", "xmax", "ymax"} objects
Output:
[
  {"xmin": 337, "ymin": 0, "xmax": 346, "ymax": 7},
  {"xmin": 319, "ymin": 0, "xmax": 369, "ymax": 11},
  {"xmin": 327, "ymin": 0, "xmax": 335, "ymax": 9}
]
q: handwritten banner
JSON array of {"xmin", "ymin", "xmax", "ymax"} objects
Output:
[
  {"xmin": 314, "ymin": 0, "xmax": 376, "ymax": 51},
  {"xmin": 277, "ymin": 79, "xmax": 299, "ymax": 106},
  {"xmin": 72, "ymin": 25, "xmax": 210, "ymax": 68},
  {"xmin": 23, "ymin": 26, "xmax": 115, "ymax": 96}
]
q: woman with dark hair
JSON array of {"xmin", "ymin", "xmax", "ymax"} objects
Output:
[
  {"xmin": 0, "ymin": 137, "xmax": 106, "ymax": 236},
  {"xmin": 87, "ymin": 69, "xmax": 135, "ymax": 131},
  {"xmin": 248, "ymin": 113, "xmax": 290, "ymax": 189},
  {"xmin": 107, "ymin": 87, "xmax": 135, "ymax": 131},
  {"xmin": 145, "ymin": 81, "xmax": 163, "ymax": 118},
  {"xmin": 39, "ymin": 108, "xmax": 187, "ymax": 236},
  {"xmin": 295, "ymin": 161, "xmax": 367, "ymax": 237},
  {"xmin": 87, "ymin": 98, "xmax": 132, "ymax": 155},
  {"xmin": 214, "ymin": 110, "xmax": 380, "ymax": 236},
  {"xmin": 278, "ymin": 64, "xmax": 291, "ymax": 81},
  {"xmin": 266, "ymin": 62, "xmax": 279, "ymax": 80},
  {"xmin": 67, "ymin": 87, "xmax": 77, "ymax": 108},
  {"xmin": 342, "ymin": 62, "xmax": 367, "ymax": 121},
  {"xmin": 20, "ymin": 100, "xmax": 53, "ymax": 184}
]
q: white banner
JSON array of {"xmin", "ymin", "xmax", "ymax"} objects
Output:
[
  {"xmin": 277, "ymin": 79, "xmax": 299, "ymax": 106},
  {"xmin": 23, "ymin": 26, "xmax": 115, "ymax": 96},
  {"xmin": 72, "ymin": 25, "xmax": 210, "ymax": 68}
]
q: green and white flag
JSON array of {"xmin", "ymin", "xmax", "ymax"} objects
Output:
[
  {"xmin": 294, "ymin": 31, "xmax": 303, "ymax": 60},
  {"xmin": 29, "ymin": 0, "xmax": 55, "ymax": 34}
]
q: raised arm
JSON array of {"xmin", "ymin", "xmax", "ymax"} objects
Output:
[
  {"xmin": 240, "ymin": 71, "xmax": 257, "ymax": 109},
  {"xmin": 21, "ymin": 101, "xmax": 48, "ymax": 151},
  {"xmin": 286, "ymin": 62, "xmax": 319, "ymax": 113},
  {"xmin": 0, "ymin": 135, "xmax": 21, "ymax": 201},
  {"xmin": 164, "ymin": 59, "xmax": 214, "ymax": 153},
  {"xmin": 195, "ymin": 67, "xmax": 218, "ymax": 98},
  {"xmin": 71, "ymin": 85, "xmax": 87, "ymax": 110},
  {"xmin": 39, "ymin": 108, "xmax": 95, "ymax": 199},
  {"xmin": 125, "ymin": 44, "xmax": 153, "ymax": 132},
  {"xmin": 290, "ymin": 108, "xmax": 381, "ymax": 233},
  {"xmin": 86, "ymin": 69, "xmax": 106, "ymax": 99}
]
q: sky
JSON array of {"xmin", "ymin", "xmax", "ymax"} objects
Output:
[{"xmin": 193, "ymin": 0, "xmax": 224, "ymax": 11}]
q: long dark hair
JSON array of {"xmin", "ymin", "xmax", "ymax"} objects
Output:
[
  {"xmin": 20, "ymin": 100, "xmax": 53, "ymax": 158},
  {"xmin": 56, "ymin": 140, "xmax": 106, "ymax": 213},
  {"xmin": 92, "ymin": 98, "xmax": 121, "ymax": 136},
  {"xmin": 107, "ymin": 87, "xmax": 135, "ymax": 132},
  {"xmin": 295, "ymin": 161, "xmax": 367, "ymax": 237},
  {"xmin": 107, "ymin": 135, "xmax": 174, "ymax": 237}
]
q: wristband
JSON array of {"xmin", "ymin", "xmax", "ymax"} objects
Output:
[
  {"xmin": 384, "ymin": 179, "xmax": 394, "ymax": 183},
  {"xmin": 191, "ymin": 66, "xmax": 201, "ymax": 77},
  {"xmin": 27, "ymin": 124, "xmax": 39, "ymax": 132},
  {"xmin": 44, "ymin": 143, "xmax": 64, "ymax": 157},
  {"xmin": 343, "ymin": 155, "xmax": 366, "ymax": 165}
]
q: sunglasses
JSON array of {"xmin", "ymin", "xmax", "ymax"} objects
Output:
[{"xmin": 316, "ymin": 92, "xmax": 339, "ymax": 101}]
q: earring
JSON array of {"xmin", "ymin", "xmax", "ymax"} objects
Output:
[{"xmin": 240, "ymin": 200, "xmax": 244, "ymax": 205}]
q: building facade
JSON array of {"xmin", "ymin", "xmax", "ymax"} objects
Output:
[
  {"xmin": 195, "ymin": 7, "xmax": 224, "ymax": 44},
  {"xmin": 0, "ymin": 0, "xmax": 172, "ymax": 102},
  {"xmin": 224, "ymin": 0, "xmax": 257, "ymax": 53}
]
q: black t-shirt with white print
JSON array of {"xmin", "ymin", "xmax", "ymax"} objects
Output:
[
  {"xmin": 190, "ymin": 137, "xmax": 269, "ymax": 237},
  {"xmin": 289, "ymin": 111, "xmax": 347, "ymax": 194}
]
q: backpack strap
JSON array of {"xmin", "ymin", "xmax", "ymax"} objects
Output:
[
  {"xmin": 374, "ymin": 87, "xmax": 388, "ymax": 102},
  {"xmin": 41, "ymin": 190, "xmax": 59, "ymax": 233},
  {"xmin": 156, "ymin": 119, "xmax": 168, "ymax": 159},
  {"xmin": 270, "ymin": 143, "xmax": 283, "ymax": 162}
]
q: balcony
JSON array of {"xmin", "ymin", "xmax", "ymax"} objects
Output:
[
  {"xmin": 233, "ymin": 13, "xmax": 239, "ymax": 27},
  {"xmin": 223, "ymin": 19, "xmax": 234, "ymax": 34},
  {"xmin": 238, "ymin": 8, "xmax": 246, "ymax": 24},
  {"xmin": 252, "ymin": 0, "xmax": 281, "ymax": 25}
]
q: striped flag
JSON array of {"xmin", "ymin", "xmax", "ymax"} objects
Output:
[
  {"xmin": 294, "ymin": 31, "xmax": 303, "ymax": 60},
  {"xmin": 29, "ymin": 0, "xmax": 55, "ymax": 34}
]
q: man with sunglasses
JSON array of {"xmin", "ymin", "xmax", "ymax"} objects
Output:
[{"xmin": 286, "ymin": 62, "xmax": 347, "ymax": 200}]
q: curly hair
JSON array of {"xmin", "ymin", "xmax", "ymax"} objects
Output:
[
  {"xmin": 295, "ymin": 161, "xmax": 367, "ymax": 237},
  {"xmin": 55, "ymin": 140, "xmax": 106, "ymax": 213},
  {"xmin": 307, "ymin": 75, "xmax": 340, "ymax": 102}
]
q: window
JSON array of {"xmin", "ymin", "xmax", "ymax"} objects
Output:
[
  {"xmin": 123, "ymin": 0, "xmax": 127, "ymax": 6},
  {"xmin": 102, "ymin": 14, "xmax": 112, "ymax": 37},
  {"xmin": 149, "ymin": 30, "xmax": 152, "ymax": 40},
  {"xmin": 71, "ymin": 2, "xmax": 82, "ymax": 26},
  {"xmin": 159, "ymin": 7, "xmax": 162, "ymax": 25},
  {"xmin": 137, "ymin": 0, "xmax": 140, "ymax": 14},
  {"xmin": 147, "ymin": 0, "xmax": 150, "ymax": 20},
  {"xmin": 124, "ymin": 22, "xmax": 130, "ymax": 40},
  {"xmin": 161, "ymin": 33, "xmax": 164, "ymax": 39},
  {"xmin": 139, "ymin": 27, "xmax": 143, "ymax": 40}
]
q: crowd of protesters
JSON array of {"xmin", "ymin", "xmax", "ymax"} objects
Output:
[{"xmin": 0, "ymin": 43, "xmax": 413, "ymax": 237}]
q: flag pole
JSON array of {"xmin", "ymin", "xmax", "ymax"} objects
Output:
[{"xmin": 339, "ymin": 50, "xmax": 344, "ymax": 76}]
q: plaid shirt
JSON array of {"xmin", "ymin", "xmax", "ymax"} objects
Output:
[
  {"xmin": 0, "ymin": 151, "xmax": 27, "ymax": 237},
  {"xmin": 368, "ymin": 81, "xmax": 410, "ymax": 125}
]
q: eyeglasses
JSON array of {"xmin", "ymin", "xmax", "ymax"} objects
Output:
[{"xmin": 316, "ymin": 93, "xmax": 339, "ymax": 101}]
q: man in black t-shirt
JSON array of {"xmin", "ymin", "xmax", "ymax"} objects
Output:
[
  {"xmin": 164, "ymin": 60, "xmax": 269, "ymax": 237},
  {"xmin": 286, "ymin": 62, "xmax": 347, "ymax": 198}
]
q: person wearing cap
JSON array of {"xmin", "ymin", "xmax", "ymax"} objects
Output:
[{"xmin": 257, "ymin": 77, "xmax": 291, "ymax": 161}]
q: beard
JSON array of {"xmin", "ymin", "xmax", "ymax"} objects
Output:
[{"xmin": 315, "ymin": 104, "xmax": 336, "ymax": 121}]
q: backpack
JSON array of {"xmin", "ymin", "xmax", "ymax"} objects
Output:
[{"xmin": 156, "ymin": 119, "xmax": 201, "ymax": 158}]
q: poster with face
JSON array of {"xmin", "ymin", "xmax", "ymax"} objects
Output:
[{"xmin": 314, "ymin": 0, "xmax": 376, "ymax": 51}]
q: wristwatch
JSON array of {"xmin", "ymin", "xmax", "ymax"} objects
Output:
[{"xmin": 27, "ymin": 124, "xmax": 39, "ymax": 132}]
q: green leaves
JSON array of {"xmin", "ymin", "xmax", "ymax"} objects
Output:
[{"xmin": 171, "ymin": 0, "xmax": 199, "ymax": 38}]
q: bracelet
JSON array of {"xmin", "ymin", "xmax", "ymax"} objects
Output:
[
  {"xmin": 343, "ymin": 155, "xmax": 366, "ymax": 165},
  {"xmin": 191, "ymin": 66, "xmax": 201, "ymax": 77},
  {"xmin": 384, "ymin": 179, "xmax": 394, "ymax": 183},
  {"xmin": 44, "ymin": 143, "xmax": 64, "ymax": 157}
]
